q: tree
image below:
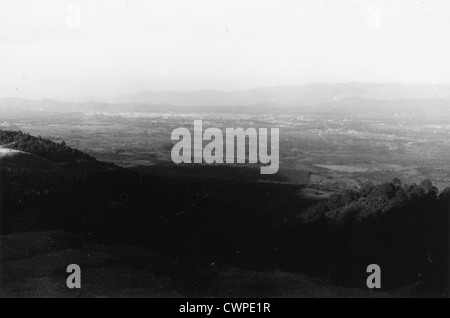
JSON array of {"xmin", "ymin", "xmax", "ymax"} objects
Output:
[
  {"xmin": 439, "ymin": 187, "xmax": 450, "ymax": 202},
  {"xmin": 392, "ymin": 178, "xmax": 402, "ymax": 186}
]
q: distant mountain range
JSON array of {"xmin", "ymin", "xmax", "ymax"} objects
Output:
[
  {"xmin": 1, "ymin": 83, "xmax": 450, "ymax": 118},
  {"xmin": 110, "ymin": 83, "xmax": 450, "ymax": 107}
]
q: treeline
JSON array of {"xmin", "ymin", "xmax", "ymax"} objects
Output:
[
  {"xmin": 0, "ymin": 130, "xmax": 95, "ymax": 162},
  {"xmin": 284, "ymin": 179, "xmax": 449, "ymax": 293},
  {"xmin": 300, "ymin": 178, "xmax": 446, "ymax": 225}
]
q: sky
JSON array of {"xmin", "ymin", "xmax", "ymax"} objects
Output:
[{"xmin": 0, "ymin": 0, "xmax": 449, "ymax": 99}]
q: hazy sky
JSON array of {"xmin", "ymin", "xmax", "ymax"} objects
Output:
[{"xmin": 1, "ymin": 0, "xmax": 449, "ymax": 99}]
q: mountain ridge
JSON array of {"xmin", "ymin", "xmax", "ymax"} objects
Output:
[
  {"xmin": 2, "ymin": 83, "xmax": 450, "ymax": 107},
  {"xmin": 1, "ymin": 83, "xmax": 450, "ymax": 121},
  {"xmin": 111, "ymin": 83, "xmax": 450, "ymax": 106}
]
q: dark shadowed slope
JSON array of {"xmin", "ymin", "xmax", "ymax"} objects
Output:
[{"xmin": 1, "ymin": 131, "xmax": 449, "ymax": 297}]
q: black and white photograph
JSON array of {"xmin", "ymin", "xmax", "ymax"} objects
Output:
[{"xmin": 0, "ymin": 0, "xmax": 449, "ymax": 301}]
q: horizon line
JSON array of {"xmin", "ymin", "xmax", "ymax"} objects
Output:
[{"xmin": 2, "ymin": 81, "xmax": 450, "ymax": 102}]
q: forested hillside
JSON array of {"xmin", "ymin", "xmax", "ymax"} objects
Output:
[{"xmin": 0, "ymin": 130, "xmax": 95, "ymax": 162}]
